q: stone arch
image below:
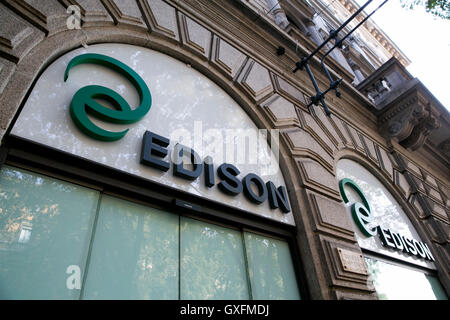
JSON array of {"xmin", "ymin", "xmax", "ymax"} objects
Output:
[
  {"xmin": 334, "ymin": 147, "xmax": 450, "ymax": 297},
  {"xmin": 334, "ymin": 148, "xmax": 434, "ymax": 248}
]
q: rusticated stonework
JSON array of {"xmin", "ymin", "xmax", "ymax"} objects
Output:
[{"xmin": 0, "ymin": 0, "xmax": 447, "ymax": 300}]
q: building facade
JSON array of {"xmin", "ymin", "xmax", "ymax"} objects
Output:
[{"xmin": 0, "ymin": 0, "xmax": 448, "ymax": 300}]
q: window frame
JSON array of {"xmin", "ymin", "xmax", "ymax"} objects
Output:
[{"xmin": 362, "ymin": 248, "xmax": 439, "ymax": 277}]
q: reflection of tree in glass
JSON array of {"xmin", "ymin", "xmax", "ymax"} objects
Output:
[
  {"xmin": 248, "ymin": 235, "xmax": 282, "ymax": 299},
  {"xmin": 180, "ymin": 218, "xmax": 249, "ymax": 300},
  {"xmin": 364, "ymin": 258, "xmax": 388, "ymax": 300},
  {"xmin": 84, "ymin": 197, "xmax": 178, "ymax": 299},
  {"xmin": 364, "ymin": 257, "xmax": 446, "ymax": 300},
  {"xmin": 337, "ymin": 162, "xmax": 415, "ymax": 237},
  {"xmin": 0, "ymin": 166, "xmax": 99, "ymax": 299},
  {"xmin": 245, "ymin": 232, "xmax": 300, "ymax": 299},
  {"xmin": 135, "ymin": 211, "xmax": 178, "ymax": 299}
]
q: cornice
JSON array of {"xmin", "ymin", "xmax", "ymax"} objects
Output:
[
  {"xmin": 336, "ymin": 0, "xmax": 410, "ymax": 66},
  {"xmin": 307, "ymin": 0, "xmax": 410, "ymax": 67}
]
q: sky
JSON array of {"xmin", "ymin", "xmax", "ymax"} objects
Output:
[{"xmin": 355, "ymin": 0, "xmax": 450, "ymax": 110}]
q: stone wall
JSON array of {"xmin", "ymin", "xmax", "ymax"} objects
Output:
[{"xmin": 0, "ymin": 0, "xmax": 448, "ymax": 299}]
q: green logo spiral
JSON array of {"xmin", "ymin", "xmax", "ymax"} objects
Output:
[
  {"xmin": 339, "ymin": 178, "xmax": 377, "ymax": 237},
  {"xmin": 64, "ymin": 53, "xmax": 151, "ymax": 141}
]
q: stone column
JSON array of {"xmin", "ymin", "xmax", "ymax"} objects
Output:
[
  {"xmin": 305, "ymin": 19, "xmax": 324, "ymax": 46},
  {"xmin": 266, "ymin": 0, "xmax": 289, "ymax": 29},
  {"xmin": 305, "ymin": 18, "xmax": 355, "ymax": 77},
  {"xmin": 347, "ymin": 57, "xmax": 365, "ymax": 84}
]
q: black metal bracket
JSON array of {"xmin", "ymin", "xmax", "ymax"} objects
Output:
[
  {"xmin": 276, "ymin": 46, "xmax": 286, "ymax": 56},
  {"xmin": 292, "ymin": 0, "xmax": 388, "ymax": 117}
]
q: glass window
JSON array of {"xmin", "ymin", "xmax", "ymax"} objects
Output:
[
  {"xmin": 0, "ymin": 166, "xmax": 100, "ymax": 299},
  {"xmin": 180, "ymin": 217, "xmax": 250, "ymax": 300},
  {"xmin": 244, "ymin": 232, "xmax": 300, "ymax": 300},
  {"xmin": 0, "ymin": 165, "xmax": 301, "ymax": 300},
  {"xmin": 82, "ymin": 195, "xmax": 179, "ymax": 299},
  {"xmin": 365, "ymin": 257, "xmax": 447, "ymax": 300}
]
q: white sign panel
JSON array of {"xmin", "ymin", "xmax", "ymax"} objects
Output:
[
  {"xmin": 337, "ymin": 159, "xmax": 435, "ymax": 269},
  {"xmin": 11, "ymin": 43, "xmax": 295, "ymax": 226}
]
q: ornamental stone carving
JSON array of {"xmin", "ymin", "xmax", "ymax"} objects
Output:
[
  {"xmin": 379, "ymin": 83, "xmax": 441, "ymax": 151},
  {"xmin": 358, "ymin": 58, "xmax": 446, "ymax": 153}
]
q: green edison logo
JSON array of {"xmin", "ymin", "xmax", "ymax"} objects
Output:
[
  {"xmin": 339, "ymin": 178, "xmax": 377, "ymax": 237},
  {"xmin": 64, "ymin": 53, "xmax": 152, "ymax": 141}
]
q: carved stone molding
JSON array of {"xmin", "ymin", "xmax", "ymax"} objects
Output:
[
  {"xmin": 437, "ymin": 138, "xmax": 450, "ymax": 159},
  {"xmin": 179, "ymin": 14, "xmax": 211, "ymax": 59},
  {"xmin": 237, "ymin": 59, "xmax": 274, "ymax": 103},
  {"xmin": 139, "ymin": 0, "xmax": 179, "ymax": 40},
  {"xmin": 319, "ymin": 236, "xmax": 375, "ymax": 292},
  {"xmin": 0, "ymin": 4, "xmax": 45, "ymax": 63},
  {"xmin": 358, "ymin": 58, "xmax": 447, "ymax": 155},
  {"xmin": 210, "ymin": 36, "xmax": 247, "ymax": 81},
  {"xmin": 0, "ymin": 0, "xmax": 448, "ymax": 300},
  {"xmin": 307, "ymin": 191, "xmax": 356, "ymax": 241},
  {"xmin": 379, "ymin": 87, "xmax": 441, "ymax": 151},
  {"xmin": 101, "ymin": 0, "xmax": 147, "ymax": 29},
  {"xmin": 61, "ymin": 0, "xmax": 114, "ymax": 27},
  {"xmin": 260, "ymin": 94, "xmax": 300, "ymax": 129},
  {"xmin": 3, "ymin": 0, "xmax": 69, "ymax": 35}
]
